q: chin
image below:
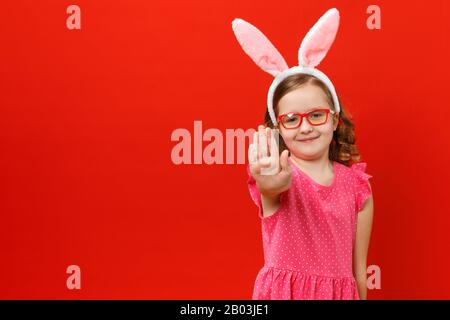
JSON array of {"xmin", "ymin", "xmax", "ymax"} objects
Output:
[
  {"xmin": 293, "ymin": 141, "xmax": 320, "ymax": 150},
  {"xmin": 290, "ymin": 148, "xmax": 318, "ymax": 159},
  {"xmin": 290, "ymin": 144, "xmax": 327, "ymax": 159}
]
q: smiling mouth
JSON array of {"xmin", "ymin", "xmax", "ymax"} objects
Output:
[{"xmin": 298, "ymin": 136, "xmax": 319, "ymax": 142}]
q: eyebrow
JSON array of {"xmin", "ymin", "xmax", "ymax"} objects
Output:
[{"xmin": 288, "ymin": 107, "xmax": 326, "ymax": 113}]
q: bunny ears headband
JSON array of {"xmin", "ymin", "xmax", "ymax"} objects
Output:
[{"xmin": 232, "ymin": 8, "xmax": 341, "ymax": 126}]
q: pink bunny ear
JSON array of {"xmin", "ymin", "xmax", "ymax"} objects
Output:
[
  {"xmin": 298, "ymin": 8, "xmax": 340, "ymax": 68},
  {"xmin": 232, "ymin": 18, "xmax": 289, "ymax": 77}
]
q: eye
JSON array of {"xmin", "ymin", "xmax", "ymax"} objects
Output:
[
  {"xmin": 310, "ymin": 110, "xmax": 326, "ymax": 118},
  {"xmin": 284, "ymin": 114, "xmax": 299, "ymax": 122}
]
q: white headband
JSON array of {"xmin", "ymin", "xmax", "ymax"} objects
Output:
[{"xmin": 232, "ymin": 8, "xmax": 341, "ymax": 126}]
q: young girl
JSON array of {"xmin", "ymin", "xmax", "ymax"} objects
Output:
[{"xmin": 232, "ymin": 8, "xmax": 374, "ymax": 300}]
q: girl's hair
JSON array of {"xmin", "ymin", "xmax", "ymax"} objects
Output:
[{"xmin": 264, "ymin": 73, "xmax": 361, "ymax": 167}]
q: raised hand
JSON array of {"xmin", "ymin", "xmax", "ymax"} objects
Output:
[{"xmin": 248, "ymin": 125, "xmax": 293, "ymax": 197}]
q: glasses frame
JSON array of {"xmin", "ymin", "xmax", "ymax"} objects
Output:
[{"xmin": 276, "ymin": 108, "xmax": 336, "ymax": 129}]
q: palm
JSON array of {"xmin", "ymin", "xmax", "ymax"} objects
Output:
[{"xmin": 248, "ymin": 125, "xmax": 293, "ymax": 195}]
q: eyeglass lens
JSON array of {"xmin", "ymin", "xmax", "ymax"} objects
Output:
[{"xmin": 281, "ymin": 110, "xmax": 328, "ymax": 128}]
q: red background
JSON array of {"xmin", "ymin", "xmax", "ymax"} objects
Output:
[{"xmin": 1, "ymin": 0, "xmax": 449, "ymax": 299}]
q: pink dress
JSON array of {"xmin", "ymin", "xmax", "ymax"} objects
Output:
[{"xmin": 247, "ymin": 157, "xmax": 373, "ymax": 300}]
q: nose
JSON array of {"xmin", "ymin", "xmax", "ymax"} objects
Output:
[{"xmin": 298, "ymin": 116, "xmax": 313, "ymax": 134}]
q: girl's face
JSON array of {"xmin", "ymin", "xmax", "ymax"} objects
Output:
[{"xmin": 276, "ymin": 84, "xmax": 339, "ymax": 161}]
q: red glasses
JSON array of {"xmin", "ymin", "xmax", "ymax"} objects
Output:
[{"xmin": 276, "ymin": 108, "xmax": 336, "ymax": 129}]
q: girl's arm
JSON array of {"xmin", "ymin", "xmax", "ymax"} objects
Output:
[
  {"xmin": 260, "ymin": 193, "xmax": 281, "ymax": 218},
  {"xmin": 353, "ymin": 182, "xmax": 374, "ymax": 300}
]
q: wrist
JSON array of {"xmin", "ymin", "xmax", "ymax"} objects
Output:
[{"xmin": 259, "ymin": 187, "xmax": 281, "ymax": 199}]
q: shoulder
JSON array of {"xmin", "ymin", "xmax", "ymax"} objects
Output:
[
  {"xmin": 336, "ymin": 161, "xmax": 371, "ymax": 176},
  {"xmin": 334, "ymin": 161, "xmax": 351, "ymax": 174},
  {"xmin": 334, "ymin": 161, "xmax": 355, "ymax": 180},
  {"xmin": 335, "ymin": 161, "xmax": 373, "ymax": 188}
]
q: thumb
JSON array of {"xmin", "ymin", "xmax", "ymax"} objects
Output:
[{"xmin": 279, "ymin": 150, "xmax": 291, "ymax": 173}]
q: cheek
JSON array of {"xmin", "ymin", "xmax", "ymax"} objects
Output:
[
  {"xmin": 317, "ymin": 123, "xmax": 335, "ymax": 138},
  {"xmin": 280, "ymin": 130, "xmax": 297, "ymax": 144}
]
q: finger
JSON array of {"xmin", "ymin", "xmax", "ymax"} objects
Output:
[
  {"xmin": 279, "ymin": 149, "xmax": 291, "ymax": 173},
  {"xmin": 266, "ymin": 127, "xmax": 271, "ymax": 156},
  {"xmin": 253, "ymin": 131, "xmax": 259, "ymax": 160},
  {"xmin": 248, "ymin": 143, "xmax": 257, "ymax": 165},
  {"xmin": 250, "ymin": 162, "xmax": 261, "ymax": 176},
  {"xmin": 258, "ymin": 125, "xmax": 268, "ymax": 158},
  {"xmin": 259, "ymin": 156, "xmax": 272, "ymax": 168},
  {"xmin": 269, "ymin": 128, "xmax": 279, "ymax": 160}
]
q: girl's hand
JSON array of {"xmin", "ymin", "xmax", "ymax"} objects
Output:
[{"xmin": 248, "ymin": 125, "xmax": 293, "ymax": 197}]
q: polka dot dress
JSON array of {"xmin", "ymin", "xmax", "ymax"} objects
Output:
[{"xmin": 247, "ymin": 157, "xmax": 373, "ymax": 300}]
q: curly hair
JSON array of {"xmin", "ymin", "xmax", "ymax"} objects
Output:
[{"xmin": 263, "ymin": 73, "xmax": 361, "ymax": 167}]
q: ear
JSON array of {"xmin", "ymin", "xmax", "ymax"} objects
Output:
[
  {"xmin": 232, "ymin": 18, "xmax": 289, "ymax": 77},
  {"xmin": 333, "ymin": 113, "xmax": 340, "ymax": 131},
  {"xmin": 298, "ymin": 8, "xmax": 340, "ymax": 68}
]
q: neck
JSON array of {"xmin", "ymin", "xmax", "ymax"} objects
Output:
[{"xmin": 289, "ymin": 152, "xmax": 333, "ymax": 173}]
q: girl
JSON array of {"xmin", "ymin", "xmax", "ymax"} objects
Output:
[{"xmin": 232, "ymin": 8, "xmax": 374, "ymax": 300}]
